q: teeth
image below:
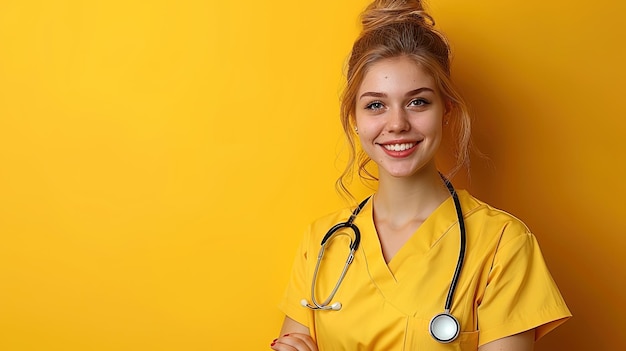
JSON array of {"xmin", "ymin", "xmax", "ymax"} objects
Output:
[{"xmin": 383, "ymin": 143, "xmax": 415, "ymax": 151}]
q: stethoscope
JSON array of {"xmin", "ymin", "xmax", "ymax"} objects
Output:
[{"xmin": 300, "ymin": 175, "xmax": 466, "ymax": 343}]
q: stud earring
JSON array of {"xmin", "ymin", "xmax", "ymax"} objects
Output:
[{"xmin": 354, "ymin": 126, "xmax": 359, "ymax": 134}]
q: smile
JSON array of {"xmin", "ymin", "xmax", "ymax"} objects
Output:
[{"xmin": 382, "ymin": 142, "xmax": 415, "ymax": 151}]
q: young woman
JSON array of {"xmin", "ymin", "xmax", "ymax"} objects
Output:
[{"xmin": 272, "ymin": 1, "xmax": 570, "ymax": 350}]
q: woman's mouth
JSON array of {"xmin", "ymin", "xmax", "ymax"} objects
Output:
[
  {"xmin": 382, "ymin": 142, "xmax": 415, "ymax": 151},
  {"xmin": 379, "ymin": 141, "xmax": 419, "ymax": 157}
]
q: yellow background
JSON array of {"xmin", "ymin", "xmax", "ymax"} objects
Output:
[{"xmin": 0, "ymin": 0, "xmax": 624, "ymax": 350}]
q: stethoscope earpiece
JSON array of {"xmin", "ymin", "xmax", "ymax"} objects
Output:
[
  {"xmin": 330, "ymin": 302, "xmax": 342, "ymax": 310},
  {"xmin": 300, "ymin": 299, "xmax": 342, "ymax": 311}
]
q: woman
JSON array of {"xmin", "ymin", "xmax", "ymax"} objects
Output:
[{"xmin": 272, "ymin": 1, "xmax": 571, "ymax": 350}]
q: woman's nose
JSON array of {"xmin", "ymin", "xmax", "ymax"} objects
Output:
[{"xmin": 385, "ymin": 108, "xmax": 410, "ymax": 133}]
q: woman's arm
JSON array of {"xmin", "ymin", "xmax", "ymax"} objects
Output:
[
  {"xmin": 278, "ymin": 316, "xmax": 309, "ymax": 336},
  {"xmin": 478, "ymin": 329, "xmax": 535, "ymax": 351},
  {"xmin": 270, "ymin": 316, "xmax": 318, "ymax": 351}
]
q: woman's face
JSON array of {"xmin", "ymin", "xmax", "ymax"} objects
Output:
[{"xmin": 355, "ymin": 56, "xmax": 446, "ymax": 180}]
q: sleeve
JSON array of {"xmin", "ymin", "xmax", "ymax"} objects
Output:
[
  {"xmin": 477, "ymin": 230, "xmax": 571, "ymax": 346},
  {"xmin": 277, "ymin": 225, "xmax": 315, "ymax": 329}
]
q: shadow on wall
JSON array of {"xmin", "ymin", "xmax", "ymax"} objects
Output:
[{"xmin": 444, "ymin": 17, "xmax": 624, "ymax": 351}]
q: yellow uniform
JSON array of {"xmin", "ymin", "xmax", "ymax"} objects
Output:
[{"xmin": 279, "ymin": 190, "xmax": 571, "ymax": 350}]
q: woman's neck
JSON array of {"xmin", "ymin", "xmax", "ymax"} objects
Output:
[{"xmin": 374, "ymin": 167, "xmax": 451, "ymax": 225}]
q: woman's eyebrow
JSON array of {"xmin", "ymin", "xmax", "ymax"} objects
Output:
[
  {"xmin": 359, "ymin": 87, "xmax": 435, "ymax": 100},
  {"xmin": 405, "ymin": 87, "xmax": 434, "ymax": 96},
  {"xmin": 359, "ymin": 91, "xmax": 387, "ymax": 100}
]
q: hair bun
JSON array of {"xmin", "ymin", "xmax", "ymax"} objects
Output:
[{"xmin": 361, "ymin": 0, "xmax": 434, "ymax": 33}]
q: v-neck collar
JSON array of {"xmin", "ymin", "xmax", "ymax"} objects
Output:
[{"xmin": 351, "ymin": 190, "xmax": 477, "ymax": 308}]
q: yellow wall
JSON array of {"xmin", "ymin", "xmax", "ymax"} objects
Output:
[{"xmin": 0, "ymin": 0, "xmax": 623, "ymax": 350}]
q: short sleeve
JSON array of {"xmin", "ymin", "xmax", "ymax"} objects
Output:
[
  {"xmin": 477, "ymin": 231, "xmax": 571, "ymax": 346},
  {"xmin": 278, "ymin": 225, "xmax": 315, "ymax": 328}
]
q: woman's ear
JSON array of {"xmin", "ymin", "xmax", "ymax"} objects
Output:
[
  {"xmin": 442, "ymin": 100, "xmax": 453, "ymax": 126},
  {"xmin": 444, "ymin": 100, "xmax": 453, "ymax": 116}
]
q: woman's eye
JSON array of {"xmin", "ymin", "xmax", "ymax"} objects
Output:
[
  {"xmin": 409, "ymin": 98, "xmax": 429, "ymax": 107},
  {"xmin": 365, "ymin": 101, "xmax": 384, "ymax": 110}
]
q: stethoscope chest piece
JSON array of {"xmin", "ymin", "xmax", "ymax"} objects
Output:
[{"xmin": 429, "ymin": 312, "xmax": 460, "ymax": 343}]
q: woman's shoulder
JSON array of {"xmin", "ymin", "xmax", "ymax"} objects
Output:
[
  {"xmin": 459, "ymin": 190, "xmax": 533, "ymax": 240},
  {"xmin": 308, "ymin": 204, "xmax": 361, "ymax": 230},
  {"xmin": 302, "ymin": 199, "xmax": 372, "ymax": 241}
]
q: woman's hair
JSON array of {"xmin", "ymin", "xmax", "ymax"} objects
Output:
[{"xmin": 336, "ymin": 0, "xmax": 471, "ymax": 202}]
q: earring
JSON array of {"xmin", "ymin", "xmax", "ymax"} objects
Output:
[{"xmin": 354, "ymin": 126, "xmax": 359, "ymax": 134}]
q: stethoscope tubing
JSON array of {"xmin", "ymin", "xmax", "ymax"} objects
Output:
[
  {"xmin": 441, "ymin": 177, "xmax": 466, "ymax": 312},
  {"xmin": 307, "ymin": 197, "xmax": 369, "ymax": 310}
]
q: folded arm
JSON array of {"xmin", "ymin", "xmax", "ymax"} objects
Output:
[{"xmin": 270, "ymin": 316, "xmax": 318, "ymax": 351}]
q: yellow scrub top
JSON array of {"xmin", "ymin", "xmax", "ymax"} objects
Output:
[{"xmin": 278, "ymin": 190, "xmax": 571, "ymax": 350}]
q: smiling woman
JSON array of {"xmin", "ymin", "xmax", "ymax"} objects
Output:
[
  {"xmin": 271, "ymin": 1, "xmax": 571, "ymax": 350},
  {"xmin": 2, "ymin": 0, "xmax": 623, "ymax": 349}
]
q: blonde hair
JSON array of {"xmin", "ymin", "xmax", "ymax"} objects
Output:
[{"xmin": 336, "ymin": 0, "xmax": 472, "ymax": 202}]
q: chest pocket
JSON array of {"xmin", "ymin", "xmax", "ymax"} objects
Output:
[{"xmin": 404, "ymin": 318, "xmax": 479, "ymax": 351}]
